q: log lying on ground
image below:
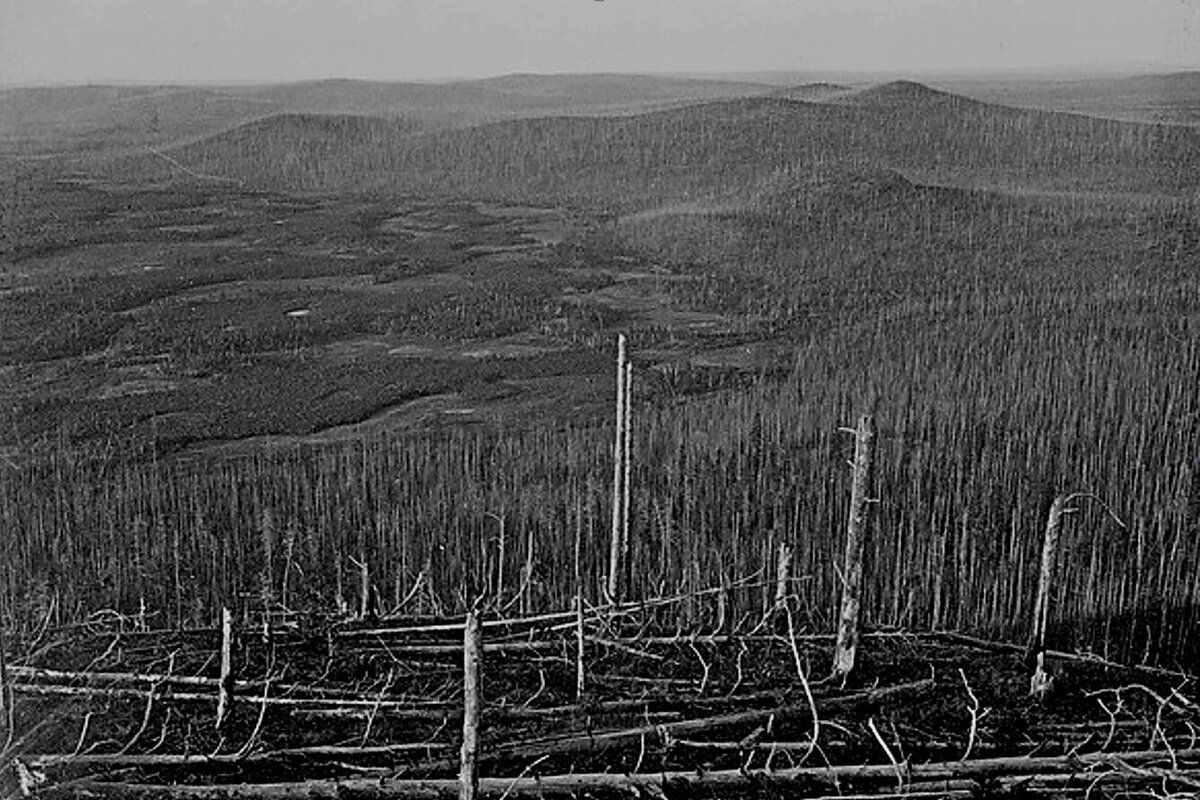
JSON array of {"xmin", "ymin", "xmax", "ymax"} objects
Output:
[
  {"xmin": 337, "ymin": 610, "xmax": 581, "ymax": 640},
  {"xmin": 49, "ymin": 781, "xmax": 983, "ymax": 799},
  {"xmin": 6, "ymin": 666, "xmax": 416, "ymax": 703},
  {"xmin": 8, "ymin": 683, "xmax": 464, "ymax": 713},
  {"xmin": 326, "ymin": 640, "xmax": 572, "ymax": 657},
  {"xmin": 290, "ymin": 705, "xmax": 685, "ymax": 723},
  {"xmin": 52, "ymin": 747, "xmax": 1200, "ymax": 799},
  {"xmin": 398, "ymin": 678, "xmax": 933, "ymax": 775},
  {"xmin": 27, "ymin": 742, "xmax": 455, "ymax": 768},
  {"xmin": 8, "ymin": 666, "xmax": 231, "ymax": 689},
  {"xmin": 933, "ymin": 631, "xmax": 1200, "ymax": 682},
  {"xmin": 290, "ymin": 684, "xmax": 833, "ymax": 723}
]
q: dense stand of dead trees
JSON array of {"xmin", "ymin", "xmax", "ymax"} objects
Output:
[{"xmin": 0, "ymin": 335, "xmax": 1186, "ymax": 800}]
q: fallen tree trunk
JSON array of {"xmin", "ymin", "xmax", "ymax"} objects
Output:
[
  {"xmin": 289, "ymin": 706, "xmax": 683, "ymax": 724},
  {"xmin": 45, "ymin": 780, "xmax": 980, "ymax": 800},
  {"xmin": 51, "ymin": 747, "xmax": 1200, "ymax": 799},
  {"xmin": 330, "ymin": 640, "xmax": 571, "ymax": 657},
  {"xmin": 337, "ymin": 610, "xmax": 581, "ymax": 639},
  {"xmin": 399, "ymin": 678, "xmax": 934, "ymax": 775},
  {"xmin": 6, "ymin": 665, "xmax": 399, "ymax": 702},
  {"xmin": 933, "ymin": 631, "xmax": 1200, "ymax": 681},
  {"xmin": 9, "ymin": 683, "xmax": 456, "ymax": 714},
  {"xmin": 27, "ymin": 742, "xmax": 455, "ymax": 768},
  {"xmin": 290, "ymin": 686, "xmax": 799, "ymax": 722}
]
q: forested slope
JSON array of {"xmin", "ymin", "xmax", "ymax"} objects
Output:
[{"xmin": 99, "ymin": 81, "xmax": 1200, "ymax": 205}]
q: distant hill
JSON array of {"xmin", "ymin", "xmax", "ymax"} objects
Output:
[
  {"xmin": 0, "ymin": 85, "xmax": 168, "ymax": 128},
  {"xmin": 937, "ymin": 72, "xmax": 1200, "ymax": 126},
  {"xmin": 0, "ymin": 86, "xmax": 277, "ymax": 155},
  {"xmin": 838, "ymin": 79, "xmax": 984, "ymax": 110},
  {"xmin": 128, "ymin": 112, "xmax": 429, "ymax": 189},
  {"xmin": 219, "ymin": 75, "xmax": 770, "ymax": 123},
  {"xmin": 464, "ymin": 72, "xmax": 771, "ymax": 105},
  {"xmin": 101, "ymin": 80, "xmax": 1200, "ymax": 206},
  {"xmin": 219, "ymin": 74, "xmax": 775, "ymax": 123},
  {"xmin": 223, "ymin": 78, "xmax": 517, "ymax": 118},
  {"xmin": 1131, "ymin": 70, "xmax": 1200, "ymax": 85},
  {"xmin": 105, "ymin": 96, "xmax": 855, "ymax": 202},
  {"xmin": 1, "ymin": 74, "xmax": 774, "ymax": 156},
  {"xmin": 770, "ymin": 82, "xmax": 852, "ymax": 101}
]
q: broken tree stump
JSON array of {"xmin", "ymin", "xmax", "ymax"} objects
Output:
[{"xmin": 1028, "ymin": 494, "xmax": 1067, "ymax": 698}]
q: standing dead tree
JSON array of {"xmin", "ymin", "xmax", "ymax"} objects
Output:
[
  {"xmin": 216, "ymin": 607, "xmax": 234, "ymax": 730},
  {"xmin": 1026, "ymin": 492, "xmax": 1125, "ymax": 698},
  {"xmin": 0, "ymin": 611, "xmax": 11, "ymax": 751},
  {"xmin": 607, "ymin": 334, "xmax": 632, "ymax": 601},
  {"xmin": 574, "ymin": 494, "xmax": 587, "ymax": 701},
  {"xmin": 460, "ymin": 610, "xmax": 482, "ymax": 800},
  {"xmin": 1028, "ymin": 495, "xmax": 1067, "ymax": 699},
  {"xmin": 833, "ymin": 414, "xmax": 876, "ymax": 682}
]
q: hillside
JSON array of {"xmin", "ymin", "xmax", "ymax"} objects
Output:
[
  {"xmin": 101, "ymin": 97, "xmax": 849, "ymax": 202},
  {"xmin": 100, "ymin": 80, "xmax": 1200, "ymax": 206},
  {"xmin": 3, "ymin": 69, "xmax": 1199, "ymax": 687}
]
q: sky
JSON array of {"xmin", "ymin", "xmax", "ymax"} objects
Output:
[{"xmin": 1, "ymin": 0, "xmax": 1197, "ymax": 85}]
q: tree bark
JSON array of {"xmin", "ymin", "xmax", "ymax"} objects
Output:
[
  {"xmin": 833, "ymin": 414, "xmax": 876, "ymax": 681},
  {"xmin": 459, "ymin": 610, "xmax": 482, "ymax": 800},
  {"xmin": 69, "ymin": 745, "xmax": 1199, "ymax": 799},
  {"xmin": 607, "ymin": 334, "xmax": 627, "ymax": 601},
  {"xmin": 216, "ymin": 607, "xmax": 234, "ymax": 730},
  {"xmin": 1028, "ymin": 494, "xmax": 1067, "ymax": 696}
]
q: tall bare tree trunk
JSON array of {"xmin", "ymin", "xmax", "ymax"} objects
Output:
[
  {"xmin": 216, "ymin": 607, "xmax": 234, "ymax": 730},
  {"xmin": 607, "ymin": 334, "xmax": 627, "ymax": 601},
  {"xmin": 574, "ymin": 495, "xmax": 586, "ymax": 700},
  {"xmin": 459, "ymin": 610, "xmax": 482, "ymax": 800},
  {"xmin": 621, "ymin": 360, "xmax": 633, "ymax": 574},
  {"xmin": 0, "ymin": 615, "xmax": 12, "ymax": 747},
  {"xmin": 358, "ymin": 556, "xmax": 371, "ymax": 620},
  {"xmin": 833, "ymin": 414, "xmax": 876, "ymax": 682}
]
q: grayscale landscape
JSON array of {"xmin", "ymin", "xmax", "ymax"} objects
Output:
[{"xmin": 1, "ymin": 2, "xmax": 1198, "ymax": 797}]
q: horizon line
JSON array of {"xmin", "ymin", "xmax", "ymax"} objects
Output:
[{"xmin": 3, "ymin": 63, "xmax": 1199, "ymax": 91}]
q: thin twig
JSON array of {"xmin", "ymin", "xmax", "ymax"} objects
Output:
[
  {"xmin": 785, "ymin": 597, "xmax": 819, "ymax": 766},
  {"xmin": 958, "ymin": 668, "xmax": 986, "ymax": 761},
  {"xmin": 868, "ymin": 716, "xmax": 905, "ymax": 792}
]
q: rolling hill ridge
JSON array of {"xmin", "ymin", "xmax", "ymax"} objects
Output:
[
  {"xmin": 0, "ymin": 74, "xmax": 776, "ymax": 156},
  {"xmin": 100, "ymin": 81, "xmax": 1200, "ymax": 208}
]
